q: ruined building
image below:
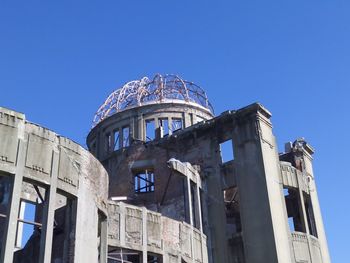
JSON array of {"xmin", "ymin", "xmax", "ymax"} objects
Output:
[{"xmin": 0, "ymin": 74, "xmax": 331, "ymax": 263}]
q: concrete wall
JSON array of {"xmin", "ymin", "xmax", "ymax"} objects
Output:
[
  {"xmin": 88, "ymin": 102, "xmax": 330, "ymax": 263},
  {"xmin": 0, "ymin": 107, "xmax": 109, "ymax": 263},
  {"xmin": 107, "ymin": 201, "xmax": 208, "ymax": 263}
]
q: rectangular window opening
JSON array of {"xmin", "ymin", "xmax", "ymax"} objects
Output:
[
  {"xmin": 200, "ymin": 189, "xmax": 205, "ymax": 231},
  {"xmin": 190, "ymin": 182, "xmax": 201, "ymax": 229},
  {"xmin": 122, "ymin": 127, "xmax": 130, "ymax": 147},
  {"xmin": 196, "ymin": 115, "xmax": 206, "ymax": 123},
  {"xmin": 134, "ymin": 170, "xmax": 155, "ymax": 193},
  {"xmin": 183, "ymin": 178, "xmax": 189, "ymax": 224},
  {"xmin": 14, "ymin": 181, "xmax": 47, "ymax": 257},
  {"xmin": 224, "ymin": 186, "xmax": 242, "ymax": 235},
  {"xmin": 113, "ymin": 130, "xmax": 120, "ymax": 151},
  {"xmin": 158, "ymin": 118, "xmax": 169, "ymax": 138},
  {"xmin": 145, "ymin": 120, "xmax": 155, "ymax": 142},
  {"xmin": 148, "ymin": 253, "xmax": 163, "ymax": 263},
  {"xmin": 51, "ymin": 190, "xmax": 77, "ymax": 263},
  {"xmin": 108, "ymin": 247, "xmax": 141, "ymax": 263},
  {"xmin": 283, "ymin": 187, "xmax": 305, "ymax": 233},
  {"xmin": 220, "ymin": 140, "xmax": 234, "ymax": 163},
  {"xmin": 304, "ymin": 193, "xmax": 318, "ymax": 237},
  {"xmin": 171, "ymin": 118, "xmax": 183, "ymax": 133}
]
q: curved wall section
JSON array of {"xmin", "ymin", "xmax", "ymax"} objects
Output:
[
  {"xmin": 87, "ymin": 102, "xmax": 213, "ymax": 160},
  {"xmin": 0, "ymin": 107, "xmax": 108, "ymax": 263}
]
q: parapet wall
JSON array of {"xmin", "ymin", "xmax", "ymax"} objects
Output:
[{"xmin": 108, "ymin": 201, "xmax": 208, "ymax": 263}]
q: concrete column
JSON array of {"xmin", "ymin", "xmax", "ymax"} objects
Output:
[
  {"xmin": 186, "ymin": 175, "xmax": 195, "ymax": 262},
  {"xmin": 183, "ymin": 112, "xmax": 191, "ymax": 128},
  {"xmin": 118, "ymin": 128, "xmax": 122, "ymax": 150},
  {"xmin": 110, "ymin": 131, "xmax": 115, "ymax": 152},
  {"xmin": 142, "ymin": 207, "xmax": 147, "ymax": 263},
  {"xmin": 120, "ymin": 202, "xmax": 126, "ymax": 247},
  {"xmin": 296, "ymin": 172, "xmax": 313, "ymax": 262},
  {"xmin": 196, "ymin": 185, "xmax": 207, "ymax": 263},
  {"xmin": 136, "ymin": 114, "xmax": 144, "ymax": 141},
  {"xmin": 97, "ymin": 131, "xmax": 105, "ymax": 159},
  {"xmin": 232, "ymin": 105, "xmax": 292, "ymax": 263},
  {"xmin": 168, "ymin": 118, "xmax": 173, "ymax": 135},
  {"xmin": 39, "ymin": 150, "xmax": 59, "ymax": 263},
  {"xmin": 99, "ymin": 215, "xmax": 108, "ymax": 263},
  {"xmin": 196, "ymin": 185, "xmax": 203, "ymax": 233},
  {"xmin": 301, "ymin": 149, "xmax": 331, "ymax": 263},
  {"xmin": 203, "ymin": 139, "xmax": 229, "ymax": 263},
  {"xmin": 296, "ymin": 172, "xmax": 310, "ymax": 234},
  {"xmin": 1, "ymin": 138, "xmax": 26, "ymax": 263}
]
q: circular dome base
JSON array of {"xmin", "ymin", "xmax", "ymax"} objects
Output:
[{"xmin": 93, "ymin": 74, "xmax": 214, "ymax": 127}]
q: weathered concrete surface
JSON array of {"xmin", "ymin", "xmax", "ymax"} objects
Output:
[
  {"xmin": 0, "ymin": 107, "xmax": 108, "ymax": 263},
  {"xmin": 0, "ymin": 95, "xmax": 331, "ymax": 263},
  {"xmin": 88, "ymin": 102, "xmax": 330, "ymax": 263}
]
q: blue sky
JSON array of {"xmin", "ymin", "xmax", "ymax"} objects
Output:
[{"xmin": 0, "ymin": 1, "xmax": 349, "ymax": 261}]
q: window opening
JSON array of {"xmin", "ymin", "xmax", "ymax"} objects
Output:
[
  {"xmin": 113, "ymin": 130, "xmax": 120, "ymax": 151},
  {"xmin": 183, "ymin": 178, "xmax": 189, "ymax": 224},
  {"xmin": 14, "ymin": 181, "xmax": 47, "ymax": 262},
  {"xmin": 122, "ymin": 127, "xmax": 130, "ymax": 147},
  {"xmin": 158, "ymin": 118, "xmax": 169, "ymax": 137},
  {"xmin": 190, "ymin": 182, "xmax": 199, "ymax": 229},
  {"xmin": 147, "ymin": 253, "xmax": 162, "ymax": 263},
  {"xmin": 196, "ymin": 115, "xmax": 206, "ymax": 123},
  {"xmin": 304, "ymin": 193, "xmax": 318, "ymax": 237},
  {"xmin": 0, "ymin": 174, "xmax": 13, "ymax": 257},
  {"xmin": 283, "ymin": 187, "xmax": 305, "ymax": 233},
  {"xmin": 171, "ymin": 118, "xmax": 183, "ymax": 132},
  {"xmin": 224, "ymin": 186, "xmax": 242, "ymax": 235},
  {"xmin": 200, "ymin": 189, "xmax": 205, "ymax": 230},
  {"xmin": 220, "ymin": 140, "xmax": 234, "ymax": 163},
  {"xmin": 51, "ymin": 190, "xmax": 77, "ymax": 263},
  {"xmin": 108, "ymin": 247, "xmax": 141, "ymax": 263},
  {"xmin": 146, "ymin": 120, "xmax": 155, "ymax": 141},
  {"xmin": 17, "ymin": 201, "xmax": 38, "ymax": 248},
  {"xmin": 134, "ymin": 170, "xmax": 154, "ymax": 193}
]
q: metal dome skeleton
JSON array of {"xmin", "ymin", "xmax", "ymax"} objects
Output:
[{"xmin": 92, "ymin": 74, "xmax": 214, "ymax": 127}]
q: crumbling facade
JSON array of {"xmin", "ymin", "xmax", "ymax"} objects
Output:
[{"xmin": 0, "ymin": 74, "xmax": 330, "ymax": 263}]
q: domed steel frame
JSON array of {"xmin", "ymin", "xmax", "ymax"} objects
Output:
[{"xmin": 92, "ymin": 74, "xmax": 214, "ymax": 127}]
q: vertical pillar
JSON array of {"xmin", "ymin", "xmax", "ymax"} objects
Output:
[
  {"xmin": 39, "ymin": 150, "xmax": 59, "ymax": 263},
  {"xmin": 232, "ymin": 104, "xmax": 292, "ymax": 263},
  {"xmin": 117, "ymin": 127, "xmax": 121, "ymax": 150},
  {"xmin": 110, "ymin": 130, "xmax": 115, "ymax": 152},
  {"xmin": 137, "ymin": 114, "xmax": 144, "ymax": 141},
  {"xmin": 296, "ymin": 171, "xmax": 313, "ymax": 262},
  {"xmin": 119, "ymin": 202, "xmax": 126, "ymax": 247},
  {"xmin": 298, "ymin": 144, "xmax": 331, "ymax": 263},
  {"xmin": 196, "ymin": 184, "xmax": 203, "ymax": 233},
  {"xmin": 142, "ymin": 207, "xmax": 147, "ymax": 263},
  {"xmin": 196, "ymin": 184, "xmax": 207, "ymax": 263},
  {"xmin": 203, "ymin": 139, "xmax": 229, "ymax": 263},
  {"xmin": 1, "ymin": 132, "xmax": 26, "ymax": 263},
  {"xmin": 168, "ymin": 118, "xmax": 173, "ymax": 135},
  {"xmin": 186, "ymin": 175, "xmax": 195, "ymax": 262},
  {"xmin": 183, "ymin": 112, "xmax": 191, "ymax": 128},
  {"xmin": 99, "ymin": 215, "xmax": 108, "ymax": 263}
]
